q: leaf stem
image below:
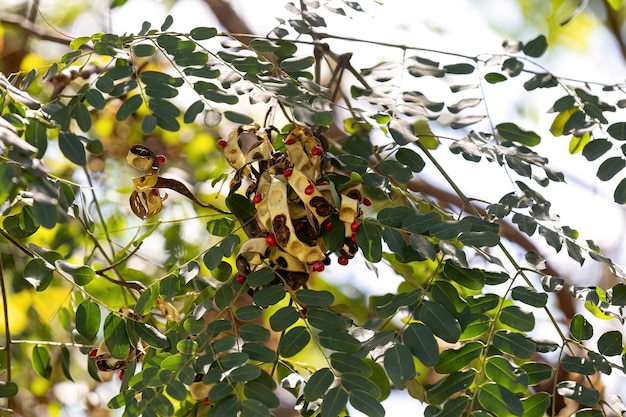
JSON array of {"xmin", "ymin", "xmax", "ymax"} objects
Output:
[{"xmin": 0, "ymin": 254, "xmax": 11, "ymax": 409}]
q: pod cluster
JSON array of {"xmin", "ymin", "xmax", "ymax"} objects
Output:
[{"xmin": 221, "ymin": 124, "xmax": 369, "ymax": 289}]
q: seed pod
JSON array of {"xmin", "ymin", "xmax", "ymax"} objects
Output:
[{"xmin": 267, "ymin": 177, "xmax": 326, "ymax": 264}]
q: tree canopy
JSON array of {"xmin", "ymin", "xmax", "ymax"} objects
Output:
[{"xmin": 1, "ymin": 0, "xmax": 626, "ymax": 416}]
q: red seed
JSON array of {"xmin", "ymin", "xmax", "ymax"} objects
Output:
[
  {"xmin": 236, "ymin": 274, "xmax": 246, "ymax": 284},
  {"xmin": 323, "ymin": 220, "xmax": 333, "ymax": 231},
  {"xmin": 312, "ymin": 261, "xmax": 325, "ymax": 272},
  {"xmin": 204, "ymin": 398, "xmax": 210, "ymax": 407},
  {"xmin": 363, "ymin": 197, "xmax": 372, "ymax": 207},
  {"xmin": 351, "ymin": 234, "xmax": 357, "ymax": 244},
  {"xmin": 284, "ymin": 137, "xmax": 296, "ymax": 145},
  {"xmin": 156, "ymin": 154, "xmax": 167, "ymax": 164},
  {"xmin": 217, "ymin": 139, "xmax": 228, "ymax": 148},
  {"xmin": 89, "ymin": 348, "xmax": 98, "ymax": 358},
  {"xmin": 300, "ymin": 307, "xmax": 308, "ymax": 319},
  {"xmin": 284, "ymin": 167, "xmax": 293, "ymax": 177},
  {"xmin": 304, "ymin": 184, "xmax": 315, "ymax": 195},
  {"xmin": 253, "ymin": 193, "xmax": 263, "ymax": 204},
  {"xmin": 119, "ymin": 370, "xmax": 125, "ymax": 380},
  {"xmin": 351, "ymin": 221, "xmax": 359, "ymax": 233},
  {"xmin": 151, "ymin": 188, "xmax": 160, "ymax": 196},
  {"xmin": 311, "ymin": 145, "xmax": 323, "ymax": 155},
  {"xmin": 265, "ymin": 234, "xmax": 277, "ymax": 246},
  {"xmin": 318, "ymin": 180, "xmax": 329, "ymax": 186},
  {"xmin": 338, "ymin": 256, "xmax": 349, "ymax": 266}
]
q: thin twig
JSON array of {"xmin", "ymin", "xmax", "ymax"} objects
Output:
[
  {"xmin": 0, "ymin": 253, "xmax": 12, "ymax": 410},
  {"xmin": 95, "ymin": 242, "xmax": 143, "ymax": 274}
]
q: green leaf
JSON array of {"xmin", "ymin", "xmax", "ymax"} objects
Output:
[
  {"xmin": 133, "ymin": 321, "xmax": 170, "ymax": 349},
  {"xmin": 570, "ymin": 314, "xmax": 593, "ymax": 341},
  {"xmin": 321, "ymin": 386, "xmax": 348, "ymax": 417},
  {"xmin": 206, "ymin": 217, "xmax": 235, "ymax": 237},
  {"xmin": 116, "ymin": 95, "xmax": 143, "ymax": 121},
  {"xmin": 384, "ymin": 344, "xmax": 416, "ymax": 389},
  {"xmin": 318, "ymin": 330, "xmax": 361, "ymax": 353},
  {"xmin": 306, "ymin": 308, "xmax": 347, "ymax": 331},
  {"xmin": 250, "ymin": 38, "xmax": 280, "ymax": 52},
  {"xmin": 485, "ymin": 356, "xmax": 529, "ymax": 394},
  {"xmin": 184, "ymin": 100, "xmax": 204, "ymax": 123},
  {"xmin": 430, "ymin": 220, "xmax": 471, "ymax": 240},
  {"xmin": 556, "ymin": 381, "xmax": 600, "ymax": 406},
  {"xmin": 135, "ymin": 284, "xmax": 160, "ymax": 316},
  {"xmin": 279, "ymin": 326, "xmax": 310, "ymax": 357},
  {"xmin": 444, "ymin": 63, "xmax": 476, "ymax": 74},
  {"xmin": 435, "ymin": 341, "xmax": 484, "ymax": 374},
  {"xmin": 496, "ymin": 122, "xmax": 541, "ymax": 146},
  {"xmin": 561, "ymin": 356, "xmax": 596, "ymax": 375},
  {"xmin": 582, "ymin": 139, "xmax": 612, "ymax": 161},
  {"xmin": 73, "ymin": 103, "xmax": 92, "ymax": 131},
  {"xmin": 55, "ymin": 260, "xmax": 95, "ymax": 286},
  {"xmin": 226, "ymin": 193, "xmax": 256, "ymax": 219},
  {"xmin": 478, "ymin": 382, "xmax": 524, "ymax": 417},
  {"xmin": 230, "ymin": 364, "xmax": 262, "ymax": 383},
  {"xmin": 242, "ymin": 342, "xmax": 277, "ymax": 363},
  {"xmin": 521, "ymin": 362, "xmax": 553, "ymax": 385},
  {"xmin": 356, "ymin": 222, "xmax": 383, "ymax": 262},
  {"xmin": 380, "ymin": 160, "xmax": 413, "ymax": 184},
  {"xmin": 349, "ymin": 390, "xmax": 385, "ymax": 417},
  {"xmin": 239, "ymin": 324, "xmax": 270, "ymax": 342},
  {"xmin": 280, "ymin": 56, "xmax": 315, "ymax": 73},
  {"xmin": 133, "ymin": 44, "xmax": 155, "ymax": 57},
  {"xmin": 243, "ymin": 381, "xmax": 280, "ymax": 408},
  {"xmin": 211, "ymin": 261, "xmax": 232, "ymax": 282},
  {"xmin": 190, "ymin": 26, "xmax": 218, "ymax": 40},
  {"xmin": 492, "ymin": 330, "xmax": 536, "ymax": 359},
  {"xmin": 341, "ymin": 373, "xmax": 381, "ymax": 398},
  {"xmin": 378, "ymin": 206, "xmax": 415, "ymax": 228},
  {"xmin": 269, "ymin": 306, "xmax": 300, "ymax": 332},
  {"xmin": 597, "ymin": 156, "xmax": 626, "ymax": 181},
  {"xmin": 103, "ymin": 314, "xmax": 130, "ymax": 359},
  {"xmin": 58, "ymin": 132, "xmax": 87, "ymax": 165},
  {"xmin": 224, "ymin": 110, "xmax": 254, "ymax": 124},
  {"xmin": 296, "ymin": 289, "xmax": 334, "ymax": 306},
  {"xmin": 0, "ymin": 381, "xmax": 18, "ymax": 398},
  {"xmin": 241, "ymin": 399, "xmax": 270, "ymax": 417},
  {"xmin": 76, "ymin": 299, "xmax": 100, "ymax": 341},
  {"xmin": 396, "ymin": 148, "xmax": 425, "ymax": 172},
  {"xmin": 521, "ymin": 393, "xmax": 551, "ymax": 417},
  {"xmin": 252, "ymin": 284, "xmax": 285, "ymax": 307},
  {"xmin": 403, "ymin": 322, "xmax": 439, "ymax": 366},
  {"xmin": 420, "ymin": 301, "xmax": 461, "ymax": 343},
  {"xmin": 511, "ymin": 286, "xmax": 548, "ymax": 308},
  {"xmin": 32, "ymin": 345, "xmax": 52, "ymax": 379},
  {"xmin": 523, "ymin": 35, "xmax": 548, "ymax": 57},
  {"xmin": 485, "ymin": 72, "xmax": 507, "ymax": 84},
  {"xmin": 615, "ymin": 177, "xmax": 626, "ymax": 204},
  {"xmin": 427, "ymin": 369, "xmax": 476, "ymax": 405},
  {"xmin": 330, "ymin": 352, "xmax": 372, "ymax": 376},
  {"xmin": 403, "ymin": 212, "xmax": 441, "ymax": 233},
  {"xmin": 245, "ymin": 268, "xmax": 274, "ymax": 287},
  {"xmin": 24, "ymin": 258, "xmax": 54, "ymax": 291},
  {"xmin": 597, "ymin": 330, "xmax": 623, "ymax": 356},
  {"xmin": 607, "ymin": 122, "xmax": 626, "ymax": 140},
  {"xmin": 442, "ymin": 263, "xmax": 484, "ymax": 291},
  {"xmin": 304, "ymin": 368, "xmax": 334, "ymax": 401},
  {"xmin": 498, "ymin": 305, "xmax": 535, "ymax": 332},
  {"xmin": 161, "ymin": 14, "xmax": 173, "ymax": 31}
]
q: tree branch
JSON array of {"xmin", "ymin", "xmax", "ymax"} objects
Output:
[
  {"xmin": 202, "ymin": 0, "xmax": 255, "ymax": 45},
  {"xmin": 0, "ymin": 14, "xmax": 72, "ymax": 47}
]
